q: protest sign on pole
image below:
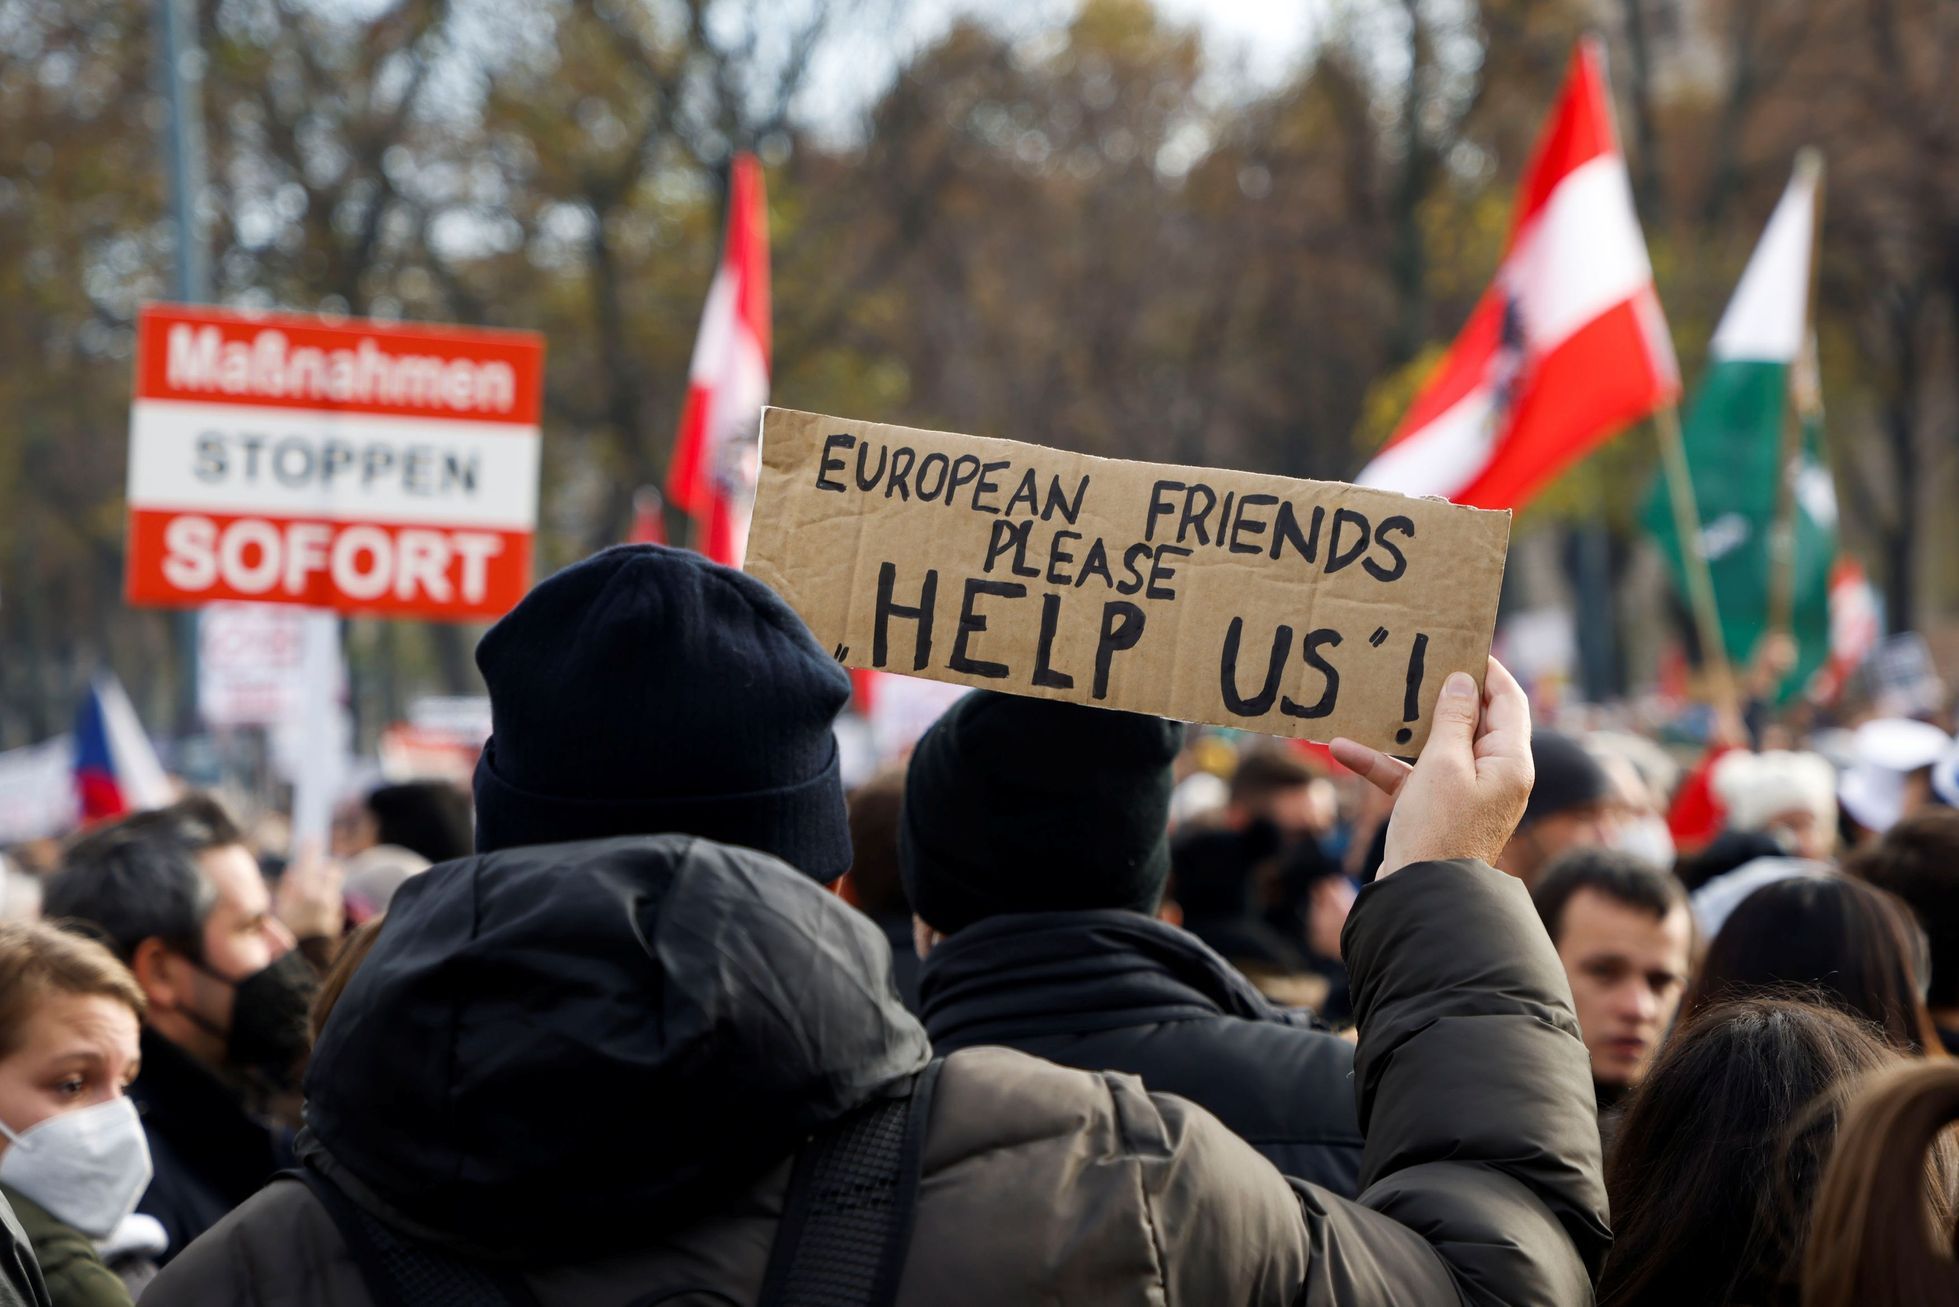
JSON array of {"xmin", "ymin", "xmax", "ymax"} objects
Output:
[
  {"xmin": 124, "ymin": 304, "xmax": 545, "ymax": 621},
  {"xmin": 747, "ymin": 409, "xmax": 1512, "ymax": 756},
  {"xmin": 198, "ymin": 601, "xmax": 310, "ymax": 727},
  {"xmin": 286, "ymin": 611, "xmax": 348, "ymax": 849}
]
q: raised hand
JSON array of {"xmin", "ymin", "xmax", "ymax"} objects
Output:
[{"xmin": 1330, "ymin": 656, "xmax": 1534, "ymax": 877}]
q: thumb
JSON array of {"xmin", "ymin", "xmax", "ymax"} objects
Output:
[{"xmin": 1424, "ymin": 671, "xmax": 1481, "ymax": 755}]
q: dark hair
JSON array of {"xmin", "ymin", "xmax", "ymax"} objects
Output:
[
  {"xmin": 1227, "ymin": 747, "xmax": 1313, "ymax": 809},
  {"xmin": 843, "ymin": 767, "xmax": 908, "ymax": 919},
  {"xmin": 1850, "ymin": 810, "xmax": 1959, "ymax": 1010},
  {"xmin": 310, "ymin": 917, "xmax": 386, "ymax": 1046},
  {"xmin": 1675, "ymin": 829, "xmax": 1789, "ymax": 893},
  {"xmin": 1802, "ymin": 1061, "xmax": 1959, "ymax": 1307},
  {"xmin": 44, "ymin": 794, "xmax": 244, "ymax": 962},
  {"xmin": 1533, "ymin": 847, "xmax": 1690, "ymax": 944},
  {"xmin": 1684, "ymin": 876, "xmax": 1942, "ymax": 1055},
  {"xmin": 1601, "ymin": 998, "xmax": 1898, "ymax": 1307},
  {"xmin": 365, "ymin": 782, "xmax": 473, "ymax": 865}
]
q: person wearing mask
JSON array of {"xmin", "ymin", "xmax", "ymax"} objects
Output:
[
  {"xmin": 1588, "ymin": 739, "xmax": 1678, "ymax": 869},
  {"xmin": 902, "ymin": 691, "xmax": 1363, "ymax": 1190},
  {"xmin": 42, "ymin": 797, "xmax": 318, "ymax": 1261},
  {"xmin": 146, "ymin": 545, "xmax": 1607, "ymax": 1307},
  {"xmin": 0, "ymin": 923, "xmax": 151, "ymax": 1307},
  {"xmin": 1850, "ymin": 811, "xmax": 1959, "ymax": 1054},
  {"xmin": 1224, "ymin": 747, "xmax": 1328, "ymax": 840},
  {"xmin": 1531, "ymin": 850, "xmax": 1694, "ymax": 1128},
  {"xmin": 1600, "ymin": 998, "xmax": 1898, "ymax": 1306},
  {"xmin": 1801, "ymin": 1060, "xmax": 1959, "ymax": 1307},
  {"xmin": 1683, "ymin": 874, "xmax": 1943, "ymax": 1055},
  {"xmin": 1222, "ymin": 748, "xmax": 1350, "ymax": 975},
  {"xmin": 1496, "ymin": 730, "xmax": 1617, "ymax": 886}
]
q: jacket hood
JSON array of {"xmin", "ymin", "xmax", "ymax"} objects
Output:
[
  {"xmin": 304, "ymin": 835, "xmax": 929, "ymax": 1260},
  {"xmin": 919, "ymin": 909, "xmax": 1317, "ymax": 1049}
]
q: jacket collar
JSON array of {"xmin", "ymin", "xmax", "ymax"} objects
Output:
[
  {"xmin": 920, "ymin": 909, "xmax": 1309, "ymax": 1048},
  {"xmin": 129, "ymin": 1026, "xmax": 282, "ymax": 1202}
]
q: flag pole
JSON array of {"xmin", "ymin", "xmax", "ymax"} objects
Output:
[
  {"xmin": 1765, "ymin": 149, "xmax": 1825, "ymax": 648},
  {"xmin": 1764, "ymin": 337, "xmax": 1812, "ymax": 644},
  {"xmin": 1656, "ymin": 401, "xmax": 1739, "ymax": 720}
]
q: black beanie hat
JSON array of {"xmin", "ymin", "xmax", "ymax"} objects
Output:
[
  {"xmin": 472, "ymin": 544, "xmax": 853, "ymax": 880},
  {"xmin": 1523, "ymin": 731, "xmax": 1614, "ymax": 827},
  {"xmin": 899, "ymin": 691, "xmax": 1183, "ymax": 933}
]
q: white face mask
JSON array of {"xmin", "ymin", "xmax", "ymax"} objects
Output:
[
  {"xmin": 1613, "ymin": 814, "xmax": 1676, "ymax": 868},
  {"xmin": 0, "ymin": 1096, "xmax": 153, "ymax": 1238}
]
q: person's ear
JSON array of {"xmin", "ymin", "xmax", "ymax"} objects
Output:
[
  {"xmin": 912, "ymin": 916, "xmax": 943, "ymax": 960},
  {"xmin": 129, "ymin": 937, "xmax": 182, "ymax": 1012}
]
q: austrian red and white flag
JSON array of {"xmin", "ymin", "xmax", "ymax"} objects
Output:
[
  {"xmin": 666, "ymin": 153, "xmax": 771, "ymax": 566},
  {"xmin": 1358, "ymin": 40, "xmax": 1678, "ymax": 509},
  {"xmin": 1814, "ymin": 559, "xmax": 1881, "ymax": 702}
]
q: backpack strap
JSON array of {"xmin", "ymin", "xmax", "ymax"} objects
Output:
[
  {"xmin": 285, "ymin": 1168, "xmax": 542, "ymax": 1307},
  {"xmin": 757, "ymin": 1058, "xmax": 945, "ymax": 1307}
]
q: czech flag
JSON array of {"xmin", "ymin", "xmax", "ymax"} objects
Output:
[{"xmin": 74, "ymin": 674, "xmax": 172, "ymax": 822}]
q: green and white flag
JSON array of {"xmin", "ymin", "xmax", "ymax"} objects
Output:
[{"xmin": 1644, "ymin": 154, "xmax": 1835, "ymax": 697}]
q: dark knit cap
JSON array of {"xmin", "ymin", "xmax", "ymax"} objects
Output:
[
  {"xmin": 472, "ymin": 544, "xmax": 853, "ymax": 880},
  {"xmin": 1523, "ymin": 731, "xmax": 1613, "ymax": 826},
  {"xmin": 899, "ymin": 691, "xmax": 1183, "ymax": 933}
]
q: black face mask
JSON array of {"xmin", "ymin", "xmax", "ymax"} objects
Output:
[{"xmin": 183, "ymin": 949, "xmax": 319, "ymax": 1081}]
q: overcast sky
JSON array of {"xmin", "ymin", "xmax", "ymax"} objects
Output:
[{"xmin": 798, "ymin": 0, "xmax": 1330, "ymax": 140}]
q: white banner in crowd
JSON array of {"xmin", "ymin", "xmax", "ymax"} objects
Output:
[{"xmin": 0, "ymin": 737, "xmax": 78, "ymax": 845}]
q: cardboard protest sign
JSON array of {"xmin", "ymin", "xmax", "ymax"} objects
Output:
[
  {"xmin": 125, "ymin": 304, "xmax": 545, "ymax": 620},
  {"xmin": 746, "ymin": 409, "xmax": 1512, "ymax": 755}
]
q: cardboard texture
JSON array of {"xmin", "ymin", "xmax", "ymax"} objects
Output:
[{"xmin": 747, "ymin": 408, "xmax": 1512, "ymax": 754}]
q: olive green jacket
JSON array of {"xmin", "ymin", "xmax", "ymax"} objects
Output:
[{"xmin": 0, "ymin": 1187, "xmax": 122, "ymax": 1307}]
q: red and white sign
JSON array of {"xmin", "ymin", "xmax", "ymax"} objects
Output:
[{"xmin": 125, "ymin": 305, "xmax": 545, "ymax": 620}]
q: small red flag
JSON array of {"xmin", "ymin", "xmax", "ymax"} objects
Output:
[
  {"xmin": 628, "ymin": 487, "xmax": 666, "ymax": 546},
  {"xmin": 666, "ymin": 154, "xmax": 771, "ymax": 566}
]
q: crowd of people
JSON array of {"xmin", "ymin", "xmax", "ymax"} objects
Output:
[{"xmin": 0, "ymin": 541, "xmax": 1955, "ymax": 1304}]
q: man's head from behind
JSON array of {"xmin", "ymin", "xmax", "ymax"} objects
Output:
[
  {"xmin": 899, "ymin": 691, "xmax": 1182, "ymax": 939},
  {"xmin": 1499, "ymin": 731, "xmax": 1616, "ymax": 885},
  {"xmin": 45, "ymin": 795, "xmax": 297, "ymax": 1072},
  {"xmin": 841, "ymin": 767, "xmax": 909, "ymax": 922},
  {"xmin": 471, "ymin": 544, "xmax": 853, "ymax": 879},
  {"xmin": 1533, "ymin": 847, "xmax": 1693, "ymax": 1100}
]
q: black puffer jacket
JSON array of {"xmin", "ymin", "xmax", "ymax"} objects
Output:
[
  {"xmin": 147, "ymin": 839, "xmax": 1606, "ymax": 1306},
  {"xmin": 128, "ymin": 1028, "xmax": 291, "ymax": 1261},
  {"xmin": 921, "ymin": 910, "xmax": 1364, "ymax": 1193}
]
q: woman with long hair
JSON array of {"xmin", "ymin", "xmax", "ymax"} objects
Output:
[
  {"xmin": 1802, "ymin": 1060, "xmax": 1959, "ymax": 1307},
  {"xmin": 1685, "ymin": 874, "xmax": 1943, "ymax": 1054},
  {"xmin": 1601, "ymin": 998, "xmax": 1897, "ymax": 1307}
]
